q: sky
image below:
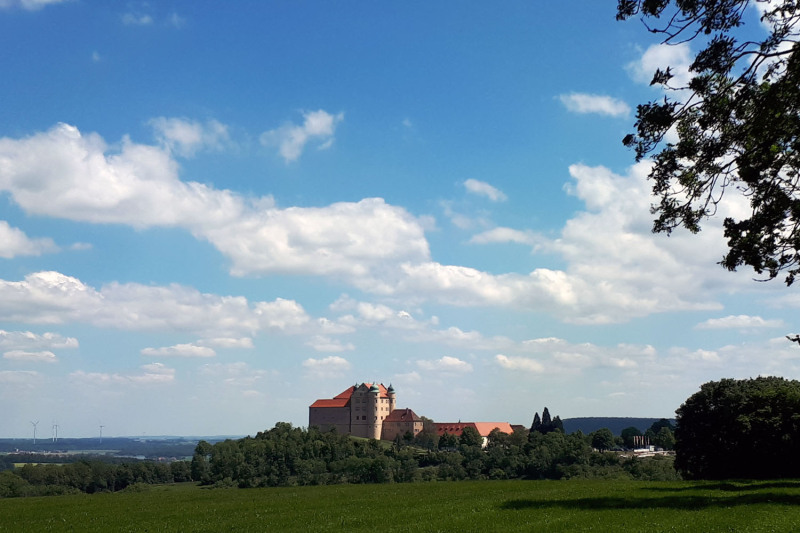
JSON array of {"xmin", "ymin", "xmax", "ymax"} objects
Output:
[{"xmin": 1, "ymin": 0, "xmax": 798, "ymax": 439}]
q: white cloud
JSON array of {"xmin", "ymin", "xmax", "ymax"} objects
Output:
[
  {"xmin": 696, "ymin": 315, "xmax": 785, "ymax": 330},
  {"xmin": 0, "ymin": 0, "xmax": 69, "ymax": 10},
  {"xmin": 149, "ymin": 117, "xmax": 230, "ymax": 157},
  {"xmin": 0, "ymin": 270, "xmax": 310, "ymax": 337},
  {"xmin": 0, "ymin": 370, "xmax": 39, "ymax": 384},
  {"xmin": 0, "ymin": 123, "xmax": 766, "ymax": 325},
  {"xmin": 417, "ymin": 355, "xmax": 472, "ymax": 373},
  {"xmin": 198, "ymin": 337, "xmax": 254, "ymax": 349},
  {"xmin": 208, "ymin": 198, "xmax": 430, "ymax": 282},
  {"xmin": 0, "ymin": 123, "xmax": 246, "ymax": 229},
  {"xmin": 0, "ymin": 330, "xmax": 78, "ymax": 350},
  {"xmin": 0, "ymin": 221, "xmax": 58, "ymax": 258},
  {"xmin": 141, "ymin": 343, "xmax": 216, "ymax": 358},
  {"xmin": 122, "ymin": 12, "xmax": 153, "ymax": 25},
  {"xmin": 558, "ymin": 93, "xmax": 630, "ymax": 117},
  {"xmin": 627, "ymin": 42, "xmax": 693, "ymax": 89},
  {"xmin": 70, "ymin": 363, "xmax": 175, "ymax": 386},
  {"xmin": 463, "ymin": 179, "xmax": 507, "ymax": 202},
  {"xmin": 495, "ymin": 354, "xmax": 544, "ymax": 373},
  {"xmin": 469, "ymin": 227, "xmax": 538, "ymax": 246},
  {"xmin": 305, "ymin": 335, "xmax": 355, "ymax": 352},
  {"xmin": 302, "ymin": 355, "xmax": 351, "ymax": 376},
  {"xmin": 3, "ymin": 350, "xmax": 57, "ymax": 363},
  {"xmin": 0, "ymin": 124, "xmax": 431, "ymax": 290},
  {"xmin": 260, "ymin": 109, "xmax": 344, "ymax": 163}
]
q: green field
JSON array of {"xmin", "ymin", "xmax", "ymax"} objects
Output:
[{"xmin": 2, "ymin": 479, "xmax": 800, "ymax": 532}]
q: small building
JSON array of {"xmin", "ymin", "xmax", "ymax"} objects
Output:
[{"xmin": 381, "ymin": 408, "xmax": 424, "ymax": 441}]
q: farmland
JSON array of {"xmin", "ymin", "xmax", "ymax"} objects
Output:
[{"xmin": 2, "ymin": 479, "xmax": 800, "ymax": 532}]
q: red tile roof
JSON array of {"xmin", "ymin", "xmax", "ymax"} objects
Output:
[
  {"xmin": 384, "ymin": 408, "xmax": 421, "ymax": 423},
  {"xmin": 435, "ymin": 422, "xmax": 513, "ymax": 437},
  {"xmin": 309, "ymin": 398, "xmax": 349, "ymax": 408},
  {"xmin": 311, "ymin": 382, "xmax": 391, "ymax": 408}
]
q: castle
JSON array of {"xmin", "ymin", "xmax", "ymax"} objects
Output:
[{"xmin": 308, "ymin": 382, "xmax": 423, "ymax": 441}]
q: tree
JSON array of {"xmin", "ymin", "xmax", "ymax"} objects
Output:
[
  {"xmin": 621, "ymin": 426, "xmax": 643, "ymax": 449},
  {"xmin": 617, "ymin": 1, "xmax": 800, "ymax": 286},
  {"xmin": 191, "ymin": 440, "xmax": 212, "ymax": 483},
  {"xmin": 591, "ymin": 428, "xmax": 615, "ymax": 452},
  {"xmin": 653, "ymin": 426, "xmax": 676, "ymax": 450},
  {"xmin": 675, "ymin": 377, "xmax": 800, "ymax": 479},
  {"xmin": 649, "ymin": 418, "xmax": 676, "ymax": 435},
  {"xmin": 530, "ymin": 407, "xmax": 563, "ymax": 436},
  {"xmin": 459, "ymin": 426, "xmax": 484, "ymax": 448},
  {"xmin": 530, "ymin": 412, "xmax": 542, "ymax": 433}
]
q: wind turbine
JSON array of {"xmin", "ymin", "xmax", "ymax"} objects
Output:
[
  {"xmin": 99, "ymin": 424, "xmax": 104, "ymax": 445},
  {"xmin": 30, "ymin": 420, "xmax": 39, "ymax": 445}
]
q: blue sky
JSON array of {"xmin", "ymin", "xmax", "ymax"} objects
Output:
[{"xmin": 1, "ymin": 0, "xmax": 798, "ymax": 438}]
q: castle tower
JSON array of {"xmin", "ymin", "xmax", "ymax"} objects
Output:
[
  {"xmin": 387, "ymin": 383, "xmax": 396, "ymax": 413},
  {"xmin": 369, "ymin": 382, "xmax": 381, "ymax": 440}
]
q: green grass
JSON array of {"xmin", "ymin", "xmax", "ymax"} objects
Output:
[{"xmin": 2, "ymin": 479, "xmax": 800, "ymax": 532}]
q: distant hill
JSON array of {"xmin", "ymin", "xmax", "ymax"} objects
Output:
[{"xmin": 561, "ymin": 417, "xmax": 675, "ymax": 436}]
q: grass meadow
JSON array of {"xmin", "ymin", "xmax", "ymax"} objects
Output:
[{"xmin": 2, "ymin": 479, "xmax": 800, "ymax": 532}]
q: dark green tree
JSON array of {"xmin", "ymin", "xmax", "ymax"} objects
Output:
[
  {"xmin": 541, "ymin": 408, "xmax": 552, "ymax": 427},
  {"xmin": 591, "ymin": 428, "xmax": 615, "ymax": 452},
  {"xmin": 191, "ymin": 440, "xmax": 212, "ymax": 483},
  {"xmin": 617, "ymin": 1, "xmax": 800, "ymax": 287},
  {"xmin": 649, "ymin": 418, "xmax": 676, "ymax": 435},
  {"xmin": 675, "ymin": 377, "xmax": 800, "ymax": 479},
  {"xmin": 654, "ymin": 426, "xmax": 676, "ymax": 451},
  {"xmin": 621, "ymin": 426, "xmax": 643, "ymax": 449},
  {"xmin": 530, "ymin": 412, "xmax": 541, "ymax": 433},
  {"xmin": 459, "ymin": 426, "xmax": 484, "ymax": 448}
]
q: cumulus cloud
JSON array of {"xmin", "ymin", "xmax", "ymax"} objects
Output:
[
  {"xmin": 260, "ymin": 109, "xmax": 344, "ymax": 163},
  {"xmin": 558, "ymin": 93, "xmax": 630, "ymax": 117},
  {"xmin": 0, "ymin": 123, "xmax": 764, "ymax": 324},
  {"xmin": 627, "ymin": 42, "xmax": 694, "ymax": 89},
  {"xmin": 0, "ymin": 330, "xmax": 78, "ymax": 350},
  {"xmin": 302, "ymin": 355, "xmax": 351, "ymax": 376},
  {"xmin": 696, "ymin": 315, "xmax": 785, "ymax": 330},
  {"xmin": 207, "ymin": 198, "xmax": 430, "ymax": 282},
  {"xmin": 417, "ymin": 355, "xmax": 472, "ymax": 373},
  {"xmin": 3, "ymin": 350, "xmax": 57, "ymax": 363},
  {"xmin": 141, "ymin": 343, "xmax": 216, "ymax": 358},
  {"xmin": 463, "ymin": 179, "xmax": 507, "ymax": 202},
  {"xmin": 0, "ymin": 123, "xmax": 245, "ymax": 229},
  {"xmin": 149, "ymin": 117, "xmax": 230, "ymax": 157},
  {"xmin": 0, "ymin": 270, "xmax": 310, "ymax": 337},
  {"xmin": 396, "ymin": 161, "xmax": 750, "ymax": 323},
  {"xmin": 0, "ymin": 221, "xmax": 58, "ymax": 258},
  {"xmin": 0, "ymin": 123, "xmax": 435, "ymax": 286}
]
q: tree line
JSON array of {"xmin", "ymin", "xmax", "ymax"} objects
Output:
[{"xmin": 0, "ymin": 414, "xmax": 677, "ymax": 497}]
